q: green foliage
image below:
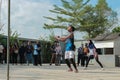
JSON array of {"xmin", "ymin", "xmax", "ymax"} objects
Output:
[
  {"xmin": 40, "ymin": 40, "xmax": 51, "ymax": 63},
  {"xmin": 44, "ymin": 0, "xmax": 117, "ymax": 39},
  {"xmin": 0, "ymin": 34, "xmax": 7, "ymax": 46},
  {"xmin": 10, "ymin": 29, "xmax": 20, "ymax": 46},
  {"xmin": 112, "ymin": 27, "xmax": 120, "ymax": 33},
  {"xmin": 79, "ymin": 0, "xmax": 117, "ymax": 38},
  {"xmin": 48, "ymin": 30, "xmax": 55, "ymax": 43},
  {"xmin": 39, "ymin": 34, "xmax": 54, "ymax": 63},
  {"xmin": 44, "ymin": 0, "xmax": 90, "ymax": 29}
]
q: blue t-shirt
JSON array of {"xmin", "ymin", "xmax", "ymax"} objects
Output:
[
  {"xmin": 65, "ymin": 32, "xmax": 74, "ymax": 51},
  {"xmin": 33, "ymin": 44, "xmax": 38, "ymax": 55},
  {"xmin": 88, "ymin": 44, "xmax": 95, "ymax": 49}
]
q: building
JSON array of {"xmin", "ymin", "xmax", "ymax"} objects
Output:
[{"xmin": 74, "ymin": 33, "xmax": 120, "ymax": 67}]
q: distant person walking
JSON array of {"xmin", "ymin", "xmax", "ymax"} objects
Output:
[
  {"xmin": 55, "ymin": 25, "xmax": 78, "ymax": 73},
  {"xmin": 84, "ymin": 40, "xmax": 104, "ymax": 70}
]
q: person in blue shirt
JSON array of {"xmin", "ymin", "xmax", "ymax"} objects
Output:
[
  {"xmin": 33, "ymin": 42, "xmax": 39, "ymax": 66},
  {"xmin": 55, "ymin": 25, "xmax": 78, "ymax": 73}
]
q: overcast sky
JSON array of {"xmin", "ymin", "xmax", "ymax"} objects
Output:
[{"xmin": 1, "ymin": 0, "xmax": 120, "ymax": 40}]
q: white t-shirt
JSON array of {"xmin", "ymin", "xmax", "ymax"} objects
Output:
[
  {"xmin": 55, "ymin": 46, "xmax": 62, "ymax": 55},
  {"xmin": 89, "ymin": 49, "xmax": 94, "ymax": 55}
]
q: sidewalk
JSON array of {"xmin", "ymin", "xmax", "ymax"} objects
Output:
[{"xmin": 0, "ymin": 64, "xmax": 120, "ymax": 80}]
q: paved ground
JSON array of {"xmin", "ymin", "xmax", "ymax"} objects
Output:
[{"xmin": 0, "ymin": 64, "xmax": 120, "ymax": 80}]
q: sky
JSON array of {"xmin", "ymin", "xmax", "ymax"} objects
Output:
[{"xmin": 0, "ymin": 0, "xmax": 120, "ymax": 40}]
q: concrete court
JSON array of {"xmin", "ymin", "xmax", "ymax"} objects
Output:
[{"xmin": 0, "ymin": 64, "xmax": 120, "ymax": 80}]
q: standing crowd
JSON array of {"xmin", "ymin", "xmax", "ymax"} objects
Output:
[
  {"xmin": 0, "ymin": 40, "xmax": 63, "ymax": 66},
  {"xmin": 0, "ymin": 41, "xmax": 42, "ymax": 66}
]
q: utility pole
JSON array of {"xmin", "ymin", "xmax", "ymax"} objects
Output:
[{"xmin": 7, "ymin": 0, "xmax": 11, "ymax": 80}]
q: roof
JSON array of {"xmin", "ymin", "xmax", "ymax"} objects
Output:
[
  {"xmin": 93, "ymin": 33, "xmax": 120, "ymax": 41},
  {"xmin": 0, "ymin": 34, "xmax": 39, "ymax": 41}
]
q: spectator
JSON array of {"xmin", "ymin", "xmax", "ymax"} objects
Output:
[
  {"xmin": 83, "ymin": 43, "xmax": 89, "ymax": 66},
  {"xmin": 0, "ymin": 42, "xmax": 4, "ymax": 64},
  {"xmin": 25, "ymin": 41, "xmax": 33, "ymax": 66},
  {"xmin": 77, "ymin": 44, "xmax": 85, "ymax": 67},
  {"xmin": 33, "ymin": 42, "xmax": 38, "ymax": 66},
  {"xmin": 37, "ymin": 41, "xmax": 42, "ymax": 66},
  {"xmin": 19, "ymin": 43, "xmax": 26, "ymax": 65},
  {"xmin": 55, "ymin": 42, "xmax": 62, "ymax": 66},
  {"xmin": 49, "ymin": 41, "xmax": 57, "ymax": 66},
  {"xmin": 12, "ymin": 42, "xmax": 19, "ymax": 65}
]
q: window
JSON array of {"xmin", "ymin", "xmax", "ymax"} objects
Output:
[
  {"xmin": 96, "ymin": 49, "xmax": 102, "ymax": 55},
  {"xmin": 104, "ymin": 48, "xmax": 113, "ymax": 55}
]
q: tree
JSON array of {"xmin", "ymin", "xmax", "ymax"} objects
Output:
[
  {"xmin": 10, "ymin": 29, "xmax": 20, "ymax": 46},
  {"xmin": 80, "ymin": 5, "xmax": 98, "ymax": 38},
  {"xmin": 112, "ymin": 26, "xmax": 120, "ymax": 33},
  {"xmin": 80, "ymin": 0, "xmax": 117, "ymax": 38},
  {"xmin": 44, "ymin": 0, "xmax": 90, "ymax": 29},
  {"xmin": 0, "ymin": 34, "xmax": 6, "ymax": 46},
  {"xmin": 48, "ymin": 31, "xmax": 56, "ymax": 43},
  {"xmin": 44, "ymin": 0, "xmax": 117, "ymax": 39},
  {"xmin": 94, "ymin": 0, "xmax": 117, "ymax": 36}
]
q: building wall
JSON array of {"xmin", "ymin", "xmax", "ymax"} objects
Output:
[
  {"xmin": 114, "ymin": 37, "xmax": 120, "ymax": 67},
  {"xmin": 94, "ymin": 41, "xmax": 116, "ymax": 67},
  {"xmin": 94, "ymin": 41, "xmax": 114, "ymax": 48},
  {"xmin": 93, "ymin": 55, "xmax": 116, "ymax": 67},
  {"xmin": 114, "ymin": 37, "xmax": 120, "ymax": 56}
]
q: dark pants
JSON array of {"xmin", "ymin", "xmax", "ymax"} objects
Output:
[
  {"xmin": 11, "ymin": 53, "xmax": 18, "ymax": 64},
  {"xmin": 50, "ymin": 53, "xmax": 56, "ymax": 65},
  {"xmin": 33, "ymin": 55, "xmax": 38, "ymax": 66},
  {"xmin": 55, "ymin": 54, "xmax": 61, "ymax": 66},
  {"xmin": 77, "ymin": 54, "xmax": 85, "ymax": 66},
  {"xmin": 38, "ymin": 54, "xmax": 42, "ymax": 66},
  {"xmin": 84, "ymin": 55, "xmax": 88, "ymax": 66},
  {"xmin": 26, "ymin": 53, "xmax": 33, "ymax": 65},
  {"xmin": 65, "ymin": 58, "xmax": 77, "ymax": 71},
  {"xmin": 0, "ymin": 53, "xmax": 3, "ymax": 64},
  {"xmin": 85, "ymin": 55, "xmax": 103, "ymax": 68},
  {"xmin": 19, "ymin": 54, "xmax": 25, "ymax": 64},
  {"xmin": 95, "ymin": 56, "xmax": 103, "ymax": 68}
]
